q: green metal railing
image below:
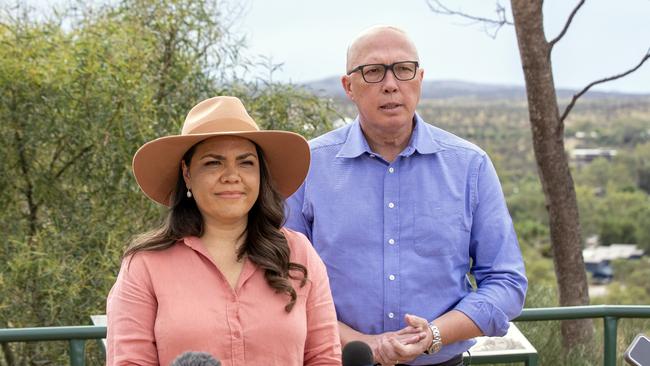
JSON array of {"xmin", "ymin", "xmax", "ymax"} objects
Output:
[
  {"xmin": 0, "ymin": 326, "xmax": 106, "ymax": 366},
  {"xmin": 0, "ymin": 305, "xmax": 649, "ymax": 365},
  {"xmin": 514, "ymin": 305, "xmax": 650, "ymax": 365}
]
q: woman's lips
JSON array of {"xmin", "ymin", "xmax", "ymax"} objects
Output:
[{"xmin": 215, "ymin": 191, "xmax": 245, "ymax": 198}]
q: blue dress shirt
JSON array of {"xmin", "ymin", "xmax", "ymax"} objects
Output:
[{"xmin": 286, "ymin": 114, "xmax": 528, "ymax": 365}]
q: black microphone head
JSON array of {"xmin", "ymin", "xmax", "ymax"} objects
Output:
[
  {"xmin": 170, "ymin": 351, "xmax": 221, "ymax": 366},
  {"xmin": 342, "ymin": 340, "xmax": 374, "ymax": 366}
]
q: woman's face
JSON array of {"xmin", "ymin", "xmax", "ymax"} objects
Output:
[{"xmin": 182, "ymin": 136, "xmax": 260, "ymax": 227}]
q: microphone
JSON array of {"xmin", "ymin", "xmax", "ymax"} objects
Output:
[
  {"xmin": 342, "ymin": 340, "xmax": 374, "ymax": 366},
  {"xmin": 170, "ymin": 351, "xmax": 221, "ymax": 366}
]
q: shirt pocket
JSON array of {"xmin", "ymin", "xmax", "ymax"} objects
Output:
[{"xmin": 412, "ymin": 202, "xmax": 467, "ymax": 257}]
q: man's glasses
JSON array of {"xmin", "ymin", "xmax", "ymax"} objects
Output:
[{"xmin": 346, "ymin": 61, "xmax": 419, "ymax": 83}]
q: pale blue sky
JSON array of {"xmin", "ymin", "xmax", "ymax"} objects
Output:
[
  {"xmin": 235, "ymin": 0, "xmax": 650, "ymax": 93},
  {"xmin": 23, "ymin": 0, "xmax": 650, "ymax": 93}
]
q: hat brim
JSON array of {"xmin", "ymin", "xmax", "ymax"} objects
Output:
[{"xmin": 132, "ymin": 131, "xmax": 310, "ymax": 206}]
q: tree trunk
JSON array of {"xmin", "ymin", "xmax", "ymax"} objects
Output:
[
  {"xmin": 1, "ymin": 341, "xmax": 16, "ymax": 366},
  {"xmin": 510, "ymin": 0, "xmax": 593, "ymax": 348}
]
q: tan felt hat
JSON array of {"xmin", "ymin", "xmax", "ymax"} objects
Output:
[{"xmin": 132, "ymin": 96, "xmax": 310, "ymax": 206}]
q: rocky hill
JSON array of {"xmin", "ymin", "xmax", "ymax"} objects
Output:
[{"xmin": 304, "ymin": 77, "xmax": 648, "ymax": 100}]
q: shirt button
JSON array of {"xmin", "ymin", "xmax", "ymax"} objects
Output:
[
  {"xmin": 233, "ymin": 331, "xmax": 241, "ymax": 338},
  {"xmin": 389, "ymin": 274, "xmax": 396, "ymax": 281},
  {"xmin": 389, "ymin": 167, "xmax": 395, "ymax": 173},
  {"xmin": 388, "ymin": 202, "xmax": 395, "ymax": 208},
  {"xmin": 388, "ymin": 312, "xmax": 395, "ymax": 319},
  {"xmin": 369, "ymin": 154, "xmax": 376, "ymax": 158},
  {"xmin": 388, "ymin": 238, "xmax": 395, "ymax": 245}
]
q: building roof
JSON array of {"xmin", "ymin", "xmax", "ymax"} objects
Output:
[{"xmin": 583, "ymin": 244, "xmax": 644, "ymax": 263}]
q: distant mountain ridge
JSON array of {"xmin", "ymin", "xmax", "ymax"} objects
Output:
[{"xmin": 304, "ymin": 77, "xmax": 649, "ymax": 100}]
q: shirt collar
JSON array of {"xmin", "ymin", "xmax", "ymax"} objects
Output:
[
  {"xmin": 181, "ymin": 236, "xmax": 201, "ymax": 250},
  {"xmin": 336, "ymin": 117, "xmax": 373, "ymax": 158},
  {"xmin": 336, "ymin": 113, "xmax": 444, "ymax": 159},
  {"xmin": 408, "ymin": 113, "xmax": 445, "ymax": 156}
]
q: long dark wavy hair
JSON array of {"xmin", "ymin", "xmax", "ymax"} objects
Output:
[{"xmin": 124, "ymin": 140, "xmax": 308, "ymax": 312}]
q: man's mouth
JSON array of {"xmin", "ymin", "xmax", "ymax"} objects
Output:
[{"xmin": 380, "ymin": 103, "xmax": 402, "ymax": 110}]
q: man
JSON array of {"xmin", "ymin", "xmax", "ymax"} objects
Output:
[{"xmin": 286, "ymin": 25, "xmax": 527, "ymax": 366}]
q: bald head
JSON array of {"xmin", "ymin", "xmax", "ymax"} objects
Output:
[{"xmin": 346, "ymin": 26, "xmax": 420, "ymax": 72}]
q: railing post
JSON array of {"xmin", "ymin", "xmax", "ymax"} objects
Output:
[
  {"xmin": 69, "ymin": 339, "xmax": 86, "ymax": 366},
  {"xmin": 603, "ymin": 316, "xmax": 618, "ymax": 366}
]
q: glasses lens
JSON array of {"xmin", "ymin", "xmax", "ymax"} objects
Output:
[
  {"xmin": 393, "ymin": 62, "xmax": 417, "ymax": 81},
  {"xmin": 361, "ymin": 64, "xmax": 386, "ymax": 83}
]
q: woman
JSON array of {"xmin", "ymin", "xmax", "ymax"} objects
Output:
[{"xmin": 106, "ymin": 96, "xmax": 341, "ymax": 365}]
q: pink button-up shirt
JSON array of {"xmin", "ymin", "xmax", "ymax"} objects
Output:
[{"xmin": 106, "ymin": 228, "xmax": 341, "ymax": 366}]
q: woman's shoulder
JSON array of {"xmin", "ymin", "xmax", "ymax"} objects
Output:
[
  {"xmin": 281, "ymin": 227, "xmax": 308, "ymax": 243},
  {"xmin": 122, "ymin": 240, "xmax": 190, "ymax": 268},
  {"xmin": 281, "ymin": 227, "xmax": 311, "ymax": 252},
  {"xmin": 281, "ymin": 227, "xmax": 323, "ymax": 268}
]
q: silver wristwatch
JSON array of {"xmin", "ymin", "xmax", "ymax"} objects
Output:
[{"xmin": 424, "ymin": 322, "xmax": 443, "ymax": 354}]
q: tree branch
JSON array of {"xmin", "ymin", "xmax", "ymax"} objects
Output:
[
  {"xmin": 560, "ymin": 48, "xmax": 650, "ymax": 123},
  {"xmin": 548, "ymin": 0, "xmax": 586, "ymax": 50},
  {"xmin": 426, "ymin": 0, "xmax": 513, "ymax": 38},
  {"xmin": 54, "ymin": 144, "xmax": 94, "ymax": 179},
  {"xmin": 48, "ymin": 139, "xmax": 65, "ymax": 173},
  {"xmin": 1, "ymin": 341, "xmax": 16, "ymax": 366}
]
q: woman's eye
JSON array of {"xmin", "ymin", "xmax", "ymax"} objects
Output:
[
  {"xmin": 241, "ymin": 160, "xmax": 255, "ymax": 166},
  {"xmin": 205, "ymin": 160, "xmax": 221, "ymax": 166}
]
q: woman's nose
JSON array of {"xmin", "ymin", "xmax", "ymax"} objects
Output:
[{"xmin": 220, "ymin": 164, "xmax": 241, "ymax": 183}]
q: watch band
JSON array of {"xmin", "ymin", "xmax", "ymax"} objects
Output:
[{"xmin": 424, "ymin": 322, "xmax": 443, "ymax": 354}]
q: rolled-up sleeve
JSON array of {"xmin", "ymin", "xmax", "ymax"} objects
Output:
[
  {"xmin": 106, "ymin": 254, "xmax": 158, "ymax": 365},
  {"xmin": 454, "ymin": 154, "xmax": 528, "ymax": 336}
]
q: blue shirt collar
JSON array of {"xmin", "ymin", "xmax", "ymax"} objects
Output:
[
  {"xmin": 336, "ymin": 117, "xmax": 372, "ymax": 158},
  {"xmin": 336, "ymin": 112, "xmax": 445, "ymax": 159}
]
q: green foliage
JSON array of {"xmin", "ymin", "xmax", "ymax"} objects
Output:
[
  {"xmin": 633, "ymin": 142, "xmax": 650, "ymax": 194},
  {"xmin": 504, "ymin": 179, "xmax": 548, "ymax": 227},
  {"xmin": 597, "ymin": 190, "xmax": 650, "ymax": 249},
  {"xmin": 517, "ymin": 285, "xmax": 598, "ymax": 366},
  {"xmin": 592, "ymin": 258, "xmax": 650, "ymax": 305},
  {"xmin": 574, "ymin": 157, "xmax": 637, "ymax": 192},
  {"xmin": 0, "ymin": 1, "xmax": 336, "ymax": 364},
  {"xmin": 1, "ymin": 0, "xmax": 649, "ymax": 364}
]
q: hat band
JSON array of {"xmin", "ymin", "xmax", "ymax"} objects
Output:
[{"xmin": 182, "ymin": 118, "xmax": 259, "ymax": 135}]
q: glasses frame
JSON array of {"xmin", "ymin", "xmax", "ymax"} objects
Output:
[{"xmin": 346, "ymin": 61, "xmax": 420, "ymax": 83}]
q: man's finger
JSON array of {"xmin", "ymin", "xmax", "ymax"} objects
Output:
[
  {"xmin": 405, "ymin": 314, "xmax": 428, "ymax": 328},
  {"xmin": 388, "ymin": 336, "xmax": 427, "ymax": 361},
  {"xmin": 395, "ymin": 332, "xmax": 427, "ymax": 345},
  {"xmin": 376, "ymin": 337, "xmax": 397, "ymax": 364},
  {"xmin": 395, "ymin": 326, "xmax": 420, "ymax": 335}
]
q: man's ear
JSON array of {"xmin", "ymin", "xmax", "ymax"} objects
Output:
[{"xmin": 341, "ymin": 75, "xmax": 355, "ymax": 101}]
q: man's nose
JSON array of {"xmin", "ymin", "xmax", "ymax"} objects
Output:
[{"xmin": 382, "ymin": 70, "xmax": 399, "ymax": 93}]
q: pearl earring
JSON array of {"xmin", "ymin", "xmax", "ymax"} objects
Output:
[{"xmin": 186, "ymin": 190, "xmax": 192, "ymax": 198}]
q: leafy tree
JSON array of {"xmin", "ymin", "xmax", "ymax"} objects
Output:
[
  {"xmin": 426, "ymin": 0, "xmax": 649, "ymax": 348},
  {"xmin": 574, "ymin": 157, "xmax": 637, "ymax": 193},
  {"xmin": 595, "ymin": 190, "xmax": 650, "ymax": 250},
  {"xmin": 0, "ymin": 1, "xmax": 336, "ymax": 364},
  {"xmin": 634, "ymin": 142, "xmax": 650, "ymax": 194}
]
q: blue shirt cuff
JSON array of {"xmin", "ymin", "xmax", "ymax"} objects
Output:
[{"xmin": 454, "ymin": 297, "xmax": 511, "ymax": 336}]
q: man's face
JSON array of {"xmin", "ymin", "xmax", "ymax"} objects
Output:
[{"xmin": 342, "ymin": 30, "xmax": 424, "ymax": 134}]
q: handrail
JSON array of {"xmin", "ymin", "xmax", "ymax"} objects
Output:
[
  {"xmin": 0, "ymin": 326, "xmax": 106, "ymax": 342},
  {"xmin": 517, "ymin": 305, "xmax": 650, "ymax": 321},
  {"xmin": 1, "ymin": 305, "xmax": 649, "ymax": 365},
  {"xmin": 0, "ymin": 326, "xmax": 107, "ymax": 366},
  {"xmin": 515, "ymin": 305, "xmax": 650, "ymax": 365}
]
